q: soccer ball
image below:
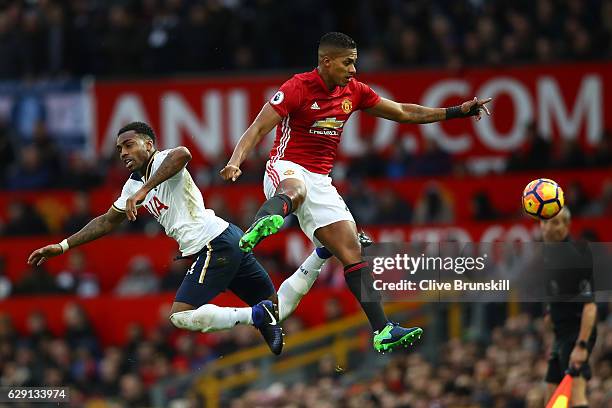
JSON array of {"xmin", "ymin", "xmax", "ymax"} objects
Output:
[{"xmin": 522, "ymin": 178, "xmax": 565, "ymax": 220}]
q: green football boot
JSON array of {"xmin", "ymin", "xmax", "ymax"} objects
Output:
[
  {"xmin": 373, "ymin": 322, "xmax": 423, "ymax": 353},
  {"xmin": 239, "ymin": 214, "xmax": 284, "ymax": 252}
]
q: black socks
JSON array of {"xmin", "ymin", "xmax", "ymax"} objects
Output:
[
  {"xmin": 344, "ymin": 261, "xmax": 387, "ymax": 332},
  {"xmin": 255, "ymin": 193, "xmax": 293, "ymax": 220}
]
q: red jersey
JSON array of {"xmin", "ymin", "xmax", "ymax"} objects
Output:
[{"xmin": 268, "ymin": 69, "xmax": 380, "ymax": 174}]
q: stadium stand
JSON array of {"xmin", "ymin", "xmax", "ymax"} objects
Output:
[{"xmin": 0, "ymin": 1, "xmax": 611, "ymax": 407}]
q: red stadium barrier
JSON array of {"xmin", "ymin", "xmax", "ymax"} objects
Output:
[
  {"xmin": 92, "ymin": 62, "xmax": 612, "ymax": 162},
  {"xmin": 1, "ymin": 216, "xmax": 609, "ymax": 290},
  {"xmin": 1, "ymin": 235, "xmax": 179, "ymax": 291},
  {"xmin": 0, "ymin": 288, "xmax": 361, "ymax": 345}
]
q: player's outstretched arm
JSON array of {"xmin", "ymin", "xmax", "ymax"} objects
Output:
[
  {"xmin": 27, "ymin": 207, "xmax": 125, "ymax": 266},
  {"xmin": 125, "ymin": 146, "xmax": 192, "ymax": 221},
  {"xmin": 365, "ymin": 96, "xmax": 492, "ymax": 124},
  {"xmin": 220, "ymin": 103, "xmax": 282, "ymax": 182}
]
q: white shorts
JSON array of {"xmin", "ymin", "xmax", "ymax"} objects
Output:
[{"xmin": 263, "ymin": 160, "xmax": 355, "ymax": 246}]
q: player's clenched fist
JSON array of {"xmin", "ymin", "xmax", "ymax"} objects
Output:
[
  {"xmin": 27, "ymin": 244, "xmax": 63, "ymax": 266},
  {"xmin": 220, "ymin": 164, "xmax": 242, "ymax": 182}
]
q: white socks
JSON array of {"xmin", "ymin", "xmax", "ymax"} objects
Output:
[
  {"xmin": 277, "ymin": 250, "xmax": 327, "ymax": 321},
  {"xmin": 169, "ymin": 250, "xmax": 328, "ymax": 332},
  {"xmin": 170, "ymin": 304, "xmax": 252, "ymax": 333}
]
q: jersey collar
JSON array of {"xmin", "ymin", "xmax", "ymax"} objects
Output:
[
  {"xmin": 314, "ymin": 68, "xmax": 342, "ymax": 96},
  {"xmin": 144, "ymin": 150, "xmax": 158, "ymax": 182}
]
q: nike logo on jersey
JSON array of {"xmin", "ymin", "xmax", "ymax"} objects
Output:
[
  {"xmin": 311, "ymin": 101, "xmax": 320, "ymax": 110},
  {"xmin": 264, "ymin": 305, "xmax": 278, "ymax": 325}
]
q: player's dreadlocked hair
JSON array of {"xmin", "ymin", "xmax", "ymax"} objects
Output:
[
  {"xmin": 318, "ymin": 32, "xmax": 356, "ymax": 51},
  {"xmin": 118, "ymin": 121, "xmax": 156, "ymax": 143}
]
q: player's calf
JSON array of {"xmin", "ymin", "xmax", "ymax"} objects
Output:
[
  {"xmin": 278, "ymin": 249, "xmax": 330, "ymax": 321},
  {"xmin": 314, "ymin": 231, "xmax": 372, "ymax": 259},
  {"xmin": 255, "ymin": 193, "xmax": 294, "ymax": 220}
]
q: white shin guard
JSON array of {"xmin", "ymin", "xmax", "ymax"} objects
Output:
[
  {"xmin": 169, "ymin": 304, "xmax": 252, "ymax": 333},
  {"xmin": 277, "ymin": 250, "xmax": 327, "ymax": 321}
]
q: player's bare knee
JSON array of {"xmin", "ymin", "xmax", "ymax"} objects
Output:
[
  {"xmin": 277, "ymin": 180, "xmax": 307, "ymax": 208},
  {"xmin": 315, "ymin": 222, "xmax": 361, "ymax": 265},
  {"xmin": 329, "ymin": 240, "xmax": 362, "ymax": 266},
  {"xmin": 342, "ymin": 235, "xmax": 362, "ymax": 260},
  {"xmin": 290, "ymin": 192, "xmax": 306, "ymax": 209}
]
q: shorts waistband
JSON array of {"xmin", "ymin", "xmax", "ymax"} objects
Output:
[{"xmin": 173, "ymin": 225, "xmax": 232, "ymax": 260}]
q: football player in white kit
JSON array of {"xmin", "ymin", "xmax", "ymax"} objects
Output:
[{"xmin": 27, "ymin": 122, "xmax": 334, "ymax": 355}]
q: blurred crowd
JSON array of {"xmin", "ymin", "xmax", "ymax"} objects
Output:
[
  {"xmin": 0, "ymin": 0, "xmax": 610, "ymax": 79},
  {"xmin": 0, "ymin": 301, "xmax": 277, "ymax": 407},
  {"xmin": 0, "ymin": 119, "xmax": 104, "ymax": 191},
  {"xmin": 4, "ymin": 117, "xmax": 610, "ymax": 191},
  {"xmin": 229, "ymin": 313, "xmax": 612, "ymax": 408},
  {"xmin": 1, "ymin": 252, "xmax": 161, "ymax": 299},
  {"xmin": 2, "ymin": 301, "xmax": 610, "ymax": 407}
]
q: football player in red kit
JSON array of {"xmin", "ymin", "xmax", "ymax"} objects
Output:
[{"xmin": 220, "ymin": 32, "xmax": 492, "ymax": 353}]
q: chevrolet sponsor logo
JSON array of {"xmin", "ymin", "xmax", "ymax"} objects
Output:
[{"xmin": 312, "ymin": 117, "xmax": 344, "ymax": 129}]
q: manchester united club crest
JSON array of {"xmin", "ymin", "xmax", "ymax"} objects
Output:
[{"xmin": 341, "ymin": 99, "xmax": 352, "ymax": 114}]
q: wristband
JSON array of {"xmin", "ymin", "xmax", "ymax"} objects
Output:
[
  {"xmin": 59, "ymin": 239, "xmax": 69, "ymax": 254},
  {"xmin": 445, "ymin": 106, "xmax": 463, "ymax": 119},
  {"xmin": 576, "ymin": 340, "xmax": 588, "ymax": 349}
]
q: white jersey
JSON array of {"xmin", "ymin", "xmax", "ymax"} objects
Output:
[{"xmin": 112, "ymin": 150, "xmax": 229, "ymax": 256}]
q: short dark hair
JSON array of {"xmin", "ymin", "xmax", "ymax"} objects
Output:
[
  {"xmin": 117, "ymin": 121, "xmax": 156, "ymax": 143},
  {"xmin": 318, "ymin": 32, "xmax": 356, "ymax": 51}
]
